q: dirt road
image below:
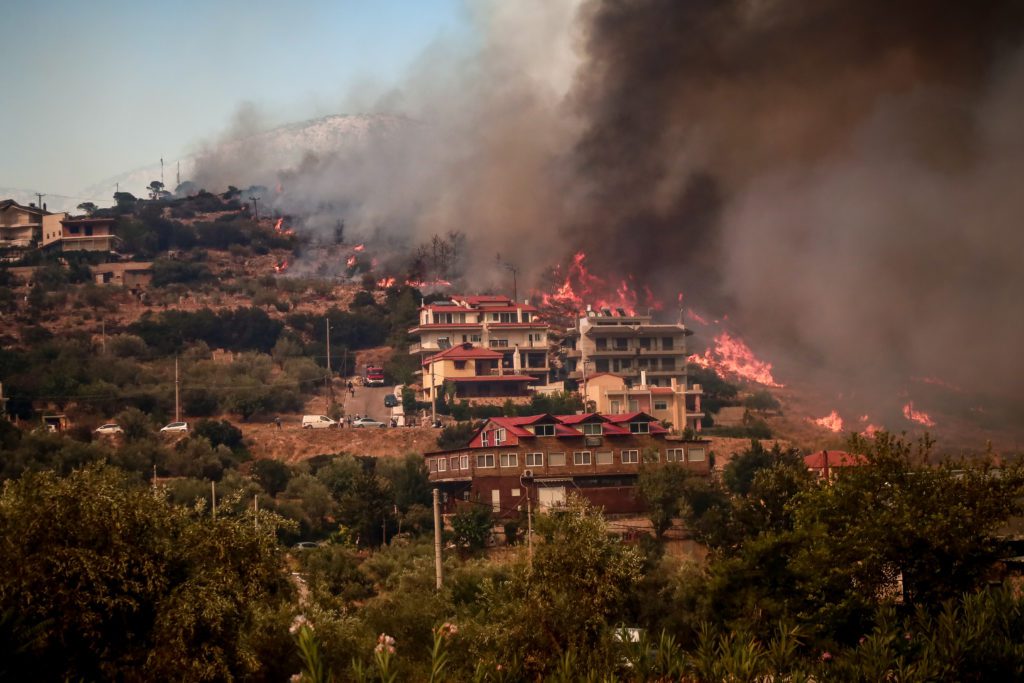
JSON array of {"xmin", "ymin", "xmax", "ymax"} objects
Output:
[{"xmin": 242, "ymin": 421, "xmax": 441, "ymax": 462}]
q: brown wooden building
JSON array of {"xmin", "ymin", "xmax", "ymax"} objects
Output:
[{"xmin": 425, "ymin": 412, "xmax": 710, "ymax": 517}]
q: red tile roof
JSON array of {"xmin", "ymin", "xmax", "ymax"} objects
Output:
[{"xmin": 804, "ymin": 450, "xmax": 865, "ymax": 470}]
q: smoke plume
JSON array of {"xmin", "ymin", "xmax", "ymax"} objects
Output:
[{"xmin": 192, "ymin": 0, "xmax": 1024, "ymax": 434}]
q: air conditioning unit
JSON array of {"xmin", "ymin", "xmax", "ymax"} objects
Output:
[{"xmin": 522, "ymin": 469, "xmax": 534, "ymax": 480}]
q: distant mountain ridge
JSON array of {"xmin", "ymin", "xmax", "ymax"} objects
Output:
[{"xmin": 78, "ymin": 113, "xmax": 406, "ymax": 206}]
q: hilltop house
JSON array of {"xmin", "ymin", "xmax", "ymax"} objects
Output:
[
  {"xmin": 425, "ymin": 411, "xmax": 710, "ymax": 516},
  {"xmin": 584, "ymin": 372, "xmax": 704, "ymax": 432},
  {"xmin": 420, "ymin": 342, "xmax": 535, "ymax": 403},
  {"xmin": 409, "ymin": 295, "xmax": 551, "ymax": 385},
  {"xmin": 42, "ymin": 216, "xmax": 119, "ymax": 253},
  {"xmin": 0, "ymin": 199, "xmax": 52, "ymax": 251}
]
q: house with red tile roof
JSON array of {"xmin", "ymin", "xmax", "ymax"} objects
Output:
[
  {"xmin": 425, "ymin": 411, "xmax": 711, "ymax": 516},
  {"xmin": 420, "ymin": 342, "xmax": 535, "ymax": 402},
  {"xmin": 409, "ymin": 295, "xmax": 551, "ymax": 387},
  {"xmin": 804, "ymin": 450, "xmax": 865, "ymax": 479}
]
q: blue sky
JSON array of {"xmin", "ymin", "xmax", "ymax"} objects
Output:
[{"xmin": 0, "ymin": 0, "xmax": 469, "ymax": 194}]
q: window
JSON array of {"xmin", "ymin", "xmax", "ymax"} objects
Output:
[
  {"xmin": 476, "ymin": 453, "xmax": 495, "ymax": 468},
  {"xmin": 494, "ymin": 428, "xmax": 506, "ymax": 446},
  {"xmin": 662, "ymin": 337, "xmax": 674, "ymax": 350},
  {"xmin": 500, "ymin": 453, "xmax": 518, "ymax": 467},
  {"xmin": 615, "ymin": 338, "xmax": 628, "ymax": 350},
  {"xmin": 511, "ymin": 488, "xmax": 521, "ymax": 497},
  {"xmin": 665, "ymin": 448, "xmax": 685, "ymax": 463},
  {"xmin": 661, "ymin": 358, "xmax": 675, "ymax": 371},
  {"xmin": 621, "ymin": 449, "xmax": 639, "ymax": 464},
  {"xmin": 481, "ymin": 431, "xmax": 489, "ymax": 447},
  {"xmin": 629, "ymin": 421, "xmax": 650, "ymax": 434},
  {"xmin": 438, "ymin": 458, "xmax": 447, "ymax": 472},
  {"xmin": 639, "ymin": 337, "xmax": 652, "ymax": 349},
  {"xmin": 497, "ymin": 312, "xmax": 515, "ymax": 323},
  {"xmin": 549, "ymin": 452, "xmax": 566, "ymax": 466},
  {"xmin": 449, "ymin": 456, "xmax": 459, "ymax": 470},
  {"xmin": 596, "ymin": 338, "xmax": 608, "ymax": 350},
  {"xmin": 489, "ymin": 339, "xmax": 509, "ymax": 348},
  {"xmin": 687, "ymin": 448, "xmax": 706, "ymax": 462},
  {"xmin": 582, "ymin": 422, "xmax": 603, "ymax": 436},
  {"xmin": 525, "ymin": 452, "xmax": 543, "ymax": 467},
  {"xmin": 596, "ymin": 451, "xmax": 613, "ymax": 465},
  {"xmin": 595, "ymin": 359, "xmax": 610, "ymax": 372},
  {"xmin": 454, "ymin": 360, "xmax": 466, "ymax": 370},
  {"xmin": 470, "ymin": 334, "xmax": 482, "ymax": 343},
  {"xmin": 460, "ymin": 454, "xmax": 469, "ymax": 470},
  {"xmin": 533, "ymin": 424, "xmax": 555, "ymax": 436},
  {"xmin": 573, "ymin": 451, "xmax": 592, "ymax": 466},
  {"xmin": 628, "ymin": 399, "xmax": 640, "ymax": 412},
  {"xmin": 654, "ymin": 400, "xmax": 669, "ymax": 411},
  {"xmin": 610, "ymin": 400, "xmax": 621, "ymax": 413},
  {"xmin": 428, "ymin": 459, "xmax": 438, "ymax": 472}
]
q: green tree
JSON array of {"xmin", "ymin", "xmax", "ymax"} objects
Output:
[
  {"xmin": 450, "ymin": 504, "xmax": 494, "ymax": 554},
  {"xmin": 76, "ymin": 201, "xmax": 97, "ymax": 215},
  {"xmin": 0, "ymin": 465, "xmax": 289, "ymax": 681},
  {"xmin": 637, "ymin": 461, "xmax": 692, "ymax": 540},
  {"xmin": 252, "ymin": 458, "xmax": 292, "ymax": 497}
]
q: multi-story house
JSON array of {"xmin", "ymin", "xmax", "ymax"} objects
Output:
[
  {"xmin": 420, "ymin": 342, "xmax": 535, "ymax": 402},
  {"xmin": 409, "ymin": 295, "xmax": 551, "ymax": 384},
  {"xmin": 425, "ymin": 411, "xmax": 710, "ymax": 516},
  {"xmin": 563, "ymin": 307, "xmax": 703, "ymax": 430},
  {"xmin": 584, "ymin": 372, "xmax": 704, "ymax": 433},
  {"xmin": 42, "ymin": 216, "xmax": 119, "ymax": 253},
  {"xmin": 0, "ymin": 200, "xmax": 49, "ymax": 249}
]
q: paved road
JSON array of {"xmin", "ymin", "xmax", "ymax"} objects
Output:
[{"xmin": 340, "ymin": 384, "xmax": 394, "ymax": 424}]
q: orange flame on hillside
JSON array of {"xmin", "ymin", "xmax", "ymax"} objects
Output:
[
  {"xmin": 353, "ymin": 244, "xmax": 365, "ymax": 252},
  {"xmin": 540, "ymin": 251, "xmax": 662, "ymax": 315},
  {"xmin": 689, "ymin": 332, "xmax": 783, "ymax": 387},
  {"xmin": 811, "ymin": 410, "xmax": 844, "ymax": 432},
  {"xmin": 377, "ymin": 277, "xmax": 396, "ymax": 288},
  {"xmin": 863, "ymin": 423, "xmax": 881, "ymax": 437},
  {"xmin": 903, "ymin": 401, "xmax": 936, "ymax": 427},
  {"xmin": 273, "ymin": 259, "xmax": 289, "ymax": 273},
  {"xmin": 346, "ymin": 255, "xmax": 358, "ymax": 268},
  {"xmin": 271, "ymin": 217, "xmax": 294, "ymax": 236}
]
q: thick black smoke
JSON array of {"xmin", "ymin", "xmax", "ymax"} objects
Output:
[{"xmin": 568, "ymin": 0, "xmax": 1024, "ymax": 430}]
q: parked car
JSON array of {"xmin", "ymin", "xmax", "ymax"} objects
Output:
[
  {"xmin": 352, "ymin": 417, "xmax": 386, "ymax": 428},
  {"xmin": 384, "ymin": 394, "xmax": 398, "ymax": 408},
  {"xmin": 160, "ymin": 421, "xmax": 189, "ymax": 433},
  {"xmin": 293, "ymin": 542, "xmax": 319, "ymax": 550},
  {"xmin": 302, "ymin": 415, "xmax": 338, "ymax": 429},
  {"xmin": 94, "ymin": 423, "xmax": 124, "ymax": 435}
]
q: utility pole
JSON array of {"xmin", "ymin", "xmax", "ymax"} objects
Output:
[
  {"xmin": 160, "ymin": 157, "xmax": 164, "ymax": 188},
  {"xmin": 249, "ymin": 195, "xmax": 261, "ymax": 221},
  {"xmin": 433, "ymin": 488, "xmax": 444, "ymax": 590},
  {"xmin": 382, "ymin": 516, "xmax": 388, "ymax": 546},
  {"xmin": 527, "ymin": 492, "xmax": 533, "ymax": 570},
  {"xmin": 325, "ymin": 318, "xmax": 333, "ymax": 408},
  {"xmin": 35, "ymin": 192, "xmax": 45, "ymax": 210},
  {"xmin": 176, "ymin": 161, "xmax": 180, "ymax": 189},
  {"xmin": 174, "ymin": 357, "xmax": 181, "ymax": 423}
]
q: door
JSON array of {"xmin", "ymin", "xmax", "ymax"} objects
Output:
[{"xmin": 491, "ymin": 488, "xmax": 501, "ymax": 513}]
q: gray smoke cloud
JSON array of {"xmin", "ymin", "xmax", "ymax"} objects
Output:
[{"xmin": 192, "ymin": 0, "xmax": 1024, "ymax": 435}]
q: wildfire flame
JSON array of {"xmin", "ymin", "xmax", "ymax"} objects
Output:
[
  {"xmin": 863, "ymin": 423, "xmax": 881, "ymax": 437},
  {"xmin": 377, "ymin": 277, "xmax": 396, "ymax": 288},
  {"xmin": 346, "ymin": 255, "xmax": 358, "ymax": 268},
  {"xmin": 273, "ymin": 259, "xmax": 289, "ymax": 274},
  {"xmin": 353, "ymin": 244, "xmax": 365, "ymax": 252},
  {"xmin": 271, "ymin": 217, "xmax": 294, "ymax": 236},
  {"xmin": 540, "ymin": 251, "xmax": 662, "ymax": 315},
  {"xmin": 689, "ymin": 332, "xmax": 783, "ymax": 387},
  {"xmin": 902, "ymin": 401, "xmax": 936, "ymax": 427},
  {"xmin": 811, "ymin": 410, "xmax": 844, "ymax": 432}
]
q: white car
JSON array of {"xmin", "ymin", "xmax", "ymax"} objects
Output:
[
  {"xmin": 352, "ymin": 417, "xmax": 386, "ymax": 428},
  {"xmin": 302, "ymin": 415, "xmax": 338, "ymax": 429},
  {"xmin": 160, "ymin": 421, "xmax": 189, "ymax": 433},
  {"xmin": 94, "ymin": 423, "xmax": 124, "ymax": 435}
]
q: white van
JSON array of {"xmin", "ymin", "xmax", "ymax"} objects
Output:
[{"xmin": 302, "ymin": 415, "xmax": 338, "ymax": 429}]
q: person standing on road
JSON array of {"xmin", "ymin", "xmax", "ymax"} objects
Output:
[{"xmin": 274, "ymin": 416, "xmax": 282, "ymax": 430}]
